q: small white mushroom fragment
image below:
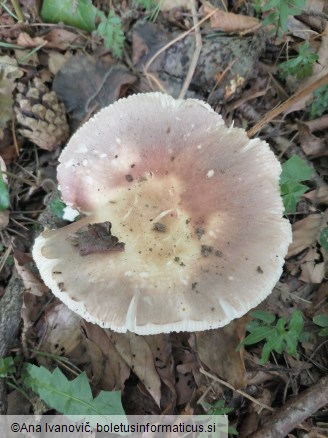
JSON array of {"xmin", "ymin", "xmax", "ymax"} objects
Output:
[{"xmin": 33, "ymin": 93, "xmax": 292, "ymax": 335}]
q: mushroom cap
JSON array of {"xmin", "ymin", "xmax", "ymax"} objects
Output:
[{"xmin": 33, "ymin": 93, "xmax": 292, "ymax": 335}]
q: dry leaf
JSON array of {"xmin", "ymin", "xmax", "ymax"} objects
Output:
[
  {"xmin": 81, "ymin": 322, "xmax": 130, "ymax": 391},
  {"xmin": 39, "ymin": 303, "xmax": 85, "ymax": 357},
  {"xmin": 48, "ymin": 52, "xmax": 71, "ymax": 75},
  {"xmin": 305, "ymin": 184, "xmax": 328, "ymax": 206},
  {"xmin": 194, "ymin": 318, "xmax": 248, "ymax": 389},
  {"xmin": 15, "ymin": 257, "xmax": 48, "ymax": 297},
  {"xmin": 108, "ymin": 331, "xmax": 162, "ymax": 407},
  {"xmin": 299, "ymin": 248, "xmax": 325, "ymax": 283},
  {"xmin": 17, "ymin": 32, "xmax": 45, "ymax": 48},
  {"xmin": 202, "ymin": 4, "xmax": 260, "ymax": 33},
  {"xmin": 298, "ymin": 121, "xmax": 328, "ymax": 158},
  {"xmin": 160, "ymin": 0, "xmax": 190, "ymax": 10},
  {"xmin": 287, "ymin": 214, "xmax": 322, "ymax": 257}
]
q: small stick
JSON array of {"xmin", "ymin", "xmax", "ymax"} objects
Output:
[
  {"xmin": 178, "ymin": 0, "xmax": 202, "ymax": 99},
  {"xmin": 199, "ymin": 368, "xmax": 275, "ymax": 412},
  {"xmin": 247, "ymin": 72, "xmax": 328, "ymax": 138},
  {"xmin": 249, "ymin": 374, "xmax": 328, "ymax": 438}
]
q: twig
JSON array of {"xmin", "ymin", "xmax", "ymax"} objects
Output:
[
  {"xmin": 0, "ymin": 270, "xmax": 24, "ymax": 414},
  {"xmin": 247, "ymin": 72, "xmax": 328, "ymax": 138},
  {"xmin": 9, "ymin": 0, "xmax": 24, "ymax": 22},
  {"xmin": 178, "ymin": 0, "xmax": 202, "ymax": 99},
  {"xmin": 249, "ymin": 375, "xmax": 328, "ymax": 438},
  {"xmin": 302, "ymin": 9, "xmax": 328, "ymax": 21},
  {"xmin": 144, "ymin": 8, "xmax": 217, "ymax": 78},
  {"xmin": 199, "ymin": 368, "xmax": 275, "ymax": 412}
]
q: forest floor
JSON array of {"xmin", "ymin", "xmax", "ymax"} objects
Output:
[{"xmin": 0, "ymin": 1, "xmax": 328, "ymax": 437}]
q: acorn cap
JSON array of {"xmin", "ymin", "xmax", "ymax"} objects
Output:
[{"xmin": 33, "ymin": 93, "xmax": 292, "ymax": 334}]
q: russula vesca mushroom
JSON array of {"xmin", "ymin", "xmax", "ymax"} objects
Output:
[{"xmin": 33, "ymin": 93, "xmax": 292, "ymax": 335}]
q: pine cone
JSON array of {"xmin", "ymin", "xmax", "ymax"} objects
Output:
[{"xmin": 15, "ymin": 78, "xmax": 69, "ymax": 150}]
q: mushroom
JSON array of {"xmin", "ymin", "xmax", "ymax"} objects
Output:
[{"xmin": 33, "ymin": 93, "xmax": 292, "ymax": 335}]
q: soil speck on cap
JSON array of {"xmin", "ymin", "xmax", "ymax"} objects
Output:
[
  {"xmin": 125, "ymin": 174, "xmax": 133, "ymax": 182},
  {"xmin": 153, "ymin": 222, "xmax": 166, "ymax": 232},
  {"xmin": 201, "ymin": 245, "xmax": 213, "ymax": 257}
]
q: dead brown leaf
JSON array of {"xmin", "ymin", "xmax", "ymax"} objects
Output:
[
  {"xmin": 81, "ymin": 322, "xmax": 130, "ymax": 391},
  {"xmin": 39, "ymin": 303, "xmax": 85, "ymax": 358},
  {"xmin": 17, "ymin": 29, "xmax": 80, "ymax": 50},
  {"xmin": 15, "ymin": 256, "xmax": 48, "ymax": 297},
  {"xmin": 299, "ymin": 247, "xmax": 325, "ymax": 283},
  {"xmin": 297, "ymin": 121, "xmax": 328, "ymax": 158},
  {"xmin": 194, "ymin": 318, "xmax": 248, "ymax": 389},
  {"xmin": 287, "ymin": 214, "xmax": 322, "ymax": 258},
  {"xmin": 53, "ymin": 54, "xmax": 136, "ymax": 126},
  {"xmin": 108, "ymin": 331, "xmax": 162, "ymax": 407},
  {"xmin": 17, "ymin": 32, "xmax": 45, "ymax": 48},
  {"xmin": 305, "ymin": 184, "xmax": 328, "ymax": 206},
  {"xmin": 202, "ymin": 4, "xmax": 261, "ymax": 33}
]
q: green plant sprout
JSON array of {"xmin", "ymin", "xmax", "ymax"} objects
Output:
[
  {"xmin": 313, "ymin": 315, "xmax": 328, "ymax": 337},
  {"xmin": 280, "ymin": 155, "xmax": 314, "ymax": 214},
  {"xmin": 41, "ymin": 0, "xmax": 159, "ymax": 58},
  {"xmin": 203, "ymin": 400, "xmax": 238, "ymax": 435},
  {"xmin": 96, "ymin": 10, "xmax": 125, "ymax": 58},
  {"xmin": 258, "ymin": 0, "xmax": 305, "ymax": 35},
  {"xmin": 238, "ymin": 310, "xmax": 306, "ymax": 364},
  {"xmin": 279, "ymin": 42, "xmax": 318, "ymax": 80},
  {"xmin": 310, "ymin": 84, "xmax": 328, "ymax": 119}
]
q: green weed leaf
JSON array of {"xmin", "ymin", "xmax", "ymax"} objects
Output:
[
  {"xmin": 0, "ymin": 356, "xmax": 16, "ymax": 377},
  {"xmin": 250, "ymin": 310, "xmax": 276, "ymax": 324},
  {"xmin": 0, "ymin": 171, "xmax": 10, "ymax": 211},
  {"xmin": 313, "ymin": 314, "xmax": 328, "ymax": 336},
  {"xmin": 239, "ymin": 310, "xmax": 305, "ymax": 364},
  {"xmin": 24, "ymin": 365, "xmax": 126, "ymax": 416},
  {"xmin": 310, "ymin": 85, "xmax": 328, "ymax": 119},
  {"xmin": 96, "ymin": 10, "xmax": 125, "ymax": 58},
  {"xmin": 41, "ymin": 0, "xmax": 97, "ymax": 32},
  {"xmin": 280, "ymin": 155, "xmax": 313, "ymax": 214},
  {"xmin": 279, "ymin": 43, "xmax": 318, "ymax": 80},
  {"xmin": 50, "ymin": 197, "xmax": 66, "ymax": 219}
]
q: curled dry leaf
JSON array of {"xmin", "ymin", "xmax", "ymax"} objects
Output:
[
  {"xmin": 299, "ymin": 247, "xmax": 325, "ymax": 283},
  {"xmin": 108, "ymin": 331, "xmax": 162, "ymax": 407},
  {"xmin": 202, "ymin": 4, "xmax": 261, "ymax": 33},
  {"xmin": 81, "ymin": 322, "xmax": 130, "ymax": 391},
  {"xmin": 17, "ymin": 29, "xmax": 81, "ymax": 50},
  {"xmin": 194, "ymin": 318, "xmax": 247, "ymax": 389},
  {"xmin": 305, "ymin": 184, "xmax": 328, "ymax": 206},
  {"xmin": 298, "ymin": 121, "xmax": 328, "ymax": 158},
  {"xmin": 287, "ymin": 214, "xmax": 322, "ymax": 258},
  {"xmin": 39, "ymin": 303, "xmax": 85, "ymax": 358}
]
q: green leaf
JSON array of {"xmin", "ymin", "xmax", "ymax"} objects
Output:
[
  {"xmin": 250, "ymin": 310, "xmax": 276, "ymax": 324},
  {"xmin": 96, "ymin": 10, "xmax": 125, "ymax": 58},
  {"xmin": 41, "ymin": 0, "xmax": 97, "ymax": 32},
  {"xmin": 289, "ymin": 310, "xmax": 304, "ymax": 335},
  {"xmin": 313, "ymin": 314, "xmax": 328, "ymax": 328},
  {"xmin": 318, "ymin": 328, "xmax": 328, "ymax": 337},
  {"xmin": 310, "ymin": 84, "xmax": 328, "ymax": 119},
  {"xmin": 0, "ymin": 356, "xmax": 16, "ymax": 377},
  {"xmin": 24, "ymin": 365, "xmax": 126, "ymax": 417},
  {"xmin": 50, "ymin": 197, "xmax": 66, "ymax": 219},
  {"xmin": 280, "ymin": 155, "xmax": 314, "ymax": 184},
  {"xmin": 319, "ymin": 227, "xmax": 328, "ymax": 251},
  {"xmin": 0, "ymin": 171, "xmax": 10, "ymax": 211},
  {"xmin": 242, "ymin": 326, "xmax": 275, "ymax": 345}
]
